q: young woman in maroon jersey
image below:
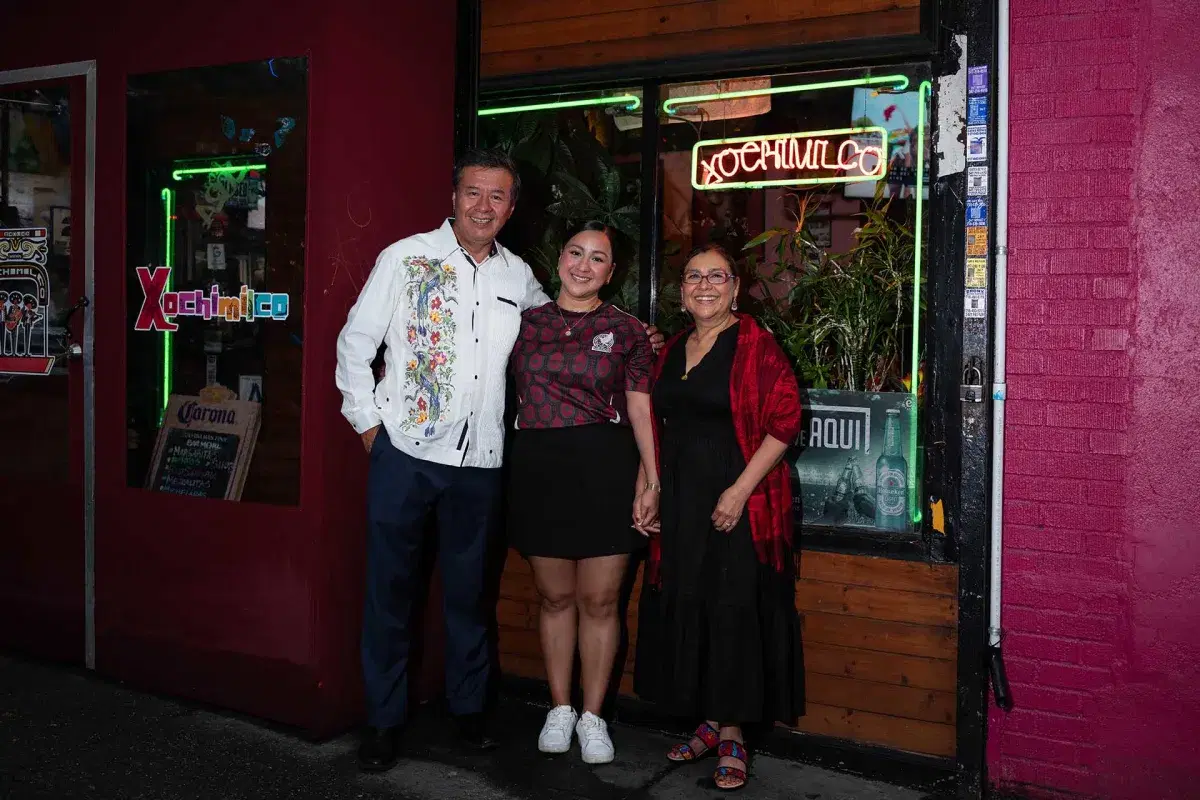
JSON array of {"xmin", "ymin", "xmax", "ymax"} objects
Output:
[
  {"xmin": 632, "ymin": 244, "xmax": 805, "ymax": 791},
  {"xmin": 507, "ymin": 221, "xmax": 659, "ymax": 764}
]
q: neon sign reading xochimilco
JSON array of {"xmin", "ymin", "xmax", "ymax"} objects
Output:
[{"xmin": 691, "ymin": 126, "xmax": 889, "ymax": 191}]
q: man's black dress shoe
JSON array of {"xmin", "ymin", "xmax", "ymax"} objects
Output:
[
  {"xmin": 358, "ymin": 726, "xmax": 401, "ymax": 772},
  {"xmin": 452, "ymin": 713, "xmax": 499, "ymax": 751}
]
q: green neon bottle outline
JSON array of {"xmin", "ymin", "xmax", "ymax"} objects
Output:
[
  {"xmin": 171, "ymin": 163, "xmax": 267, "ymax": 180},
  {"xmin": 909, "ymin": 80, "xmax": 932, "ymax": 525},
  {"xmin": 159, "ymin": 187, "xmax": 175, "ymax": 425},
  {"xmin": 478, "ymin": 94, "xmax": 641, "ymax": 117},
  {"xmin": 689, "ymin": 126, "xmax": 889, "ymax": 192},
  {"xmin": 662, "ymin": 74, "xmax": 910, "ymax": 116}
]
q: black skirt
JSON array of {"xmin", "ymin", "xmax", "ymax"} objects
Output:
[{"xmin": 507, "ymin": 423, "xmax": 648, "ymax": 560}]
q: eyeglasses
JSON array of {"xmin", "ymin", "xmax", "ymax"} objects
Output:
[{"xmin": 682, "ymin": 271, "xmax": 734, "ymax": 285}]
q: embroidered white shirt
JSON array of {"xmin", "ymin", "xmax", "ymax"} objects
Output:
[{"xmin": 335, "ymin": 219, "xmax": 550, "ymax": 468}]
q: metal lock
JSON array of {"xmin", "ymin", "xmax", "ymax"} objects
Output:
[{"xmin": 960, "ymin": 364, "xmax": 984, "ymax": 403}]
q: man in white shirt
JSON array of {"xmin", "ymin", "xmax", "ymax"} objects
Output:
[{"xmin": 336, "ymin": 148, "xmax": 660, "ymax": 771}]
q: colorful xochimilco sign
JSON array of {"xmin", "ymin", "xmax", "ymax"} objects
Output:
[
  {"xmin": 0, "ymin": 228, "xmax": 53, "ymax": 376},
  {"xmin": 132, "ymin": 266, "xmax": 290, "ymax": 331}
]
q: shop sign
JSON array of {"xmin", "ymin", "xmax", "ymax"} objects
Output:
[
  {"xmin": 0, "ymin": 228, "xmax": 53, "ymax": 376},
  {"xmin": 133, "ymin": 266, "xmax": 290, "ymax": 332},
  {"xmin": 691, "ymin": 127, "xmax": 888, "ymax": 190},
  {"xmin": 788, "ymin": 389, "xmax": 917, "ymax": 534}
]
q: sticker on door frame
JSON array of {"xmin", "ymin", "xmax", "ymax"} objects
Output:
[{"xmin": 0, "ymin": 228, "xmax": 53, "ymax": 376}]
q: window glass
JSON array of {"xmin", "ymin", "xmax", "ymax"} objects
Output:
[
  {"xmin": 657, "ymin": 66, "xmax": 931, "ymax": 534},
  {"xmin": 0, "ymin": 85, "xmax": 73, "ymax": 483},
  {"xmin": 125, "ymin": 58, "xmax": 307, "ymax": 505},
  {"xmin": 478, "ymin": 88, "xmax": 644, "ymax": 309}
]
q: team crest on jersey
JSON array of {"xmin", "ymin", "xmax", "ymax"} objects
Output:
[{"xmin": 591, "ymin": 331, "xmax": 614, "ymax": 354}]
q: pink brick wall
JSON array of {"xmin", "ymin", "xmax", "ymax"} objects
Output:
[{"xmin": 989, "ymin": 0, "xmax": 1200, "ymax": 796}]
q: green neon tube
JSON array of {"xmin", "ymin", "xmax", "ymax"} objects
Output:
[
  {"xmin": 690, "ymin": 126, "xmax": 889, "ymax": 192},
  {"xmin": 171, "ymin": 163, "xmax": 267, "ymax": 180},
  {"xmin": 160, "ymin": 187, "xmax": 175, "ymax": 424},
  {"xmin": 663, "ymin": 74, "xmax": 910, "ymax": 115},
  {"xmin": 478, "ymin": 94, "xmax": 641, "ymax": 117},
  {"xmin": 909, "ymin": 80, "xmax": 931, "ymax": 525}
]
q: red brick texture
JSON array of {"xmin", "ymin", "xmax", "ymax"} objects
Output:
[{"xmin": 991, "ymin": 1, "xmax": 1200, "ymax": 798}]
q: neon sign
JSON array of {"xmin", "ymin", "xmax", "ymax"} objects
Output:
[
  {"xmin": 133, "ymin": 266, "xmax": 289, "ymax": 332},
  {"xmin": 478, "ymin": 94, "xmax": 640, "ymax": 117},
  {"xmin": 691, "ymin": 127, "xmax": 888, "ymax": 191}
]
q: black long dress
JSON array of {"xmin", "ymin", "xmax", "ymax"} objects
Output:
[{"xmin": 634, "ymin": 325, "xmax": 805, "ymax": 725}]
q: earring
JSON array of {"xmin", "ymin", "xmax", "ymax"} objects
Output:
[{"xmin": 732, "ymin": 299, "xmax": 739, "ymax": 311}]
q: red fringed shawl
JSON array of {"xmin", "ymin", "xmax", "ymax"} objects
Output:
[{"xmin": 647, "ymin": 314, "xmax": 802, "ymax": 586}]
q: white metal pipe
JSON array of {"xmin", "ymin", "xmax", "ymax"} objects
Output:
[{"xmin": 989, "ymin": 0, "xmax": 1011, "ymax": 649}]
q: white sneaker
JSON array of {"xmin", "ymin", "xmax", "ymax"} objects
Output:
[
  {"xmin": 538, "ymin": 705, "xmax": 578, "ymax": 754},
  {"xmin": 575, "ymin": 711, "xmax": 615, "ymax": 764}
]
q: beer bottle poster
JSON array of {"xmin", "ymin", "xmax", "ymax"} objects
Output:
[{"xmin": 789, "ymin": 389, "xmax": 917, "ymax": 533}]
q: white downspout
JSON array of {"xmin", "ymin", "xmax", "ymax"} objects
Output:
[{"xmin": 989, "ymin": 0, "xmax": 1011, "ymax": 656}]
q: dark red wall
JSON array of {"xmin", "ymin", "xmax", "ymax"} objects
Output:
[
  {"xmin": 991, "ymin": 0, "xmax": 1200, "ymax": 796},
  {"xmin": 0, "ymin": 0, "xmax": 457, "ymax": 736}
]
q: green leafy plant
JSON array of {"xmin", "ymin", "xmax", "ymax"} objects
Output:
[
  {"xmin": 481, "ymin": 111, "xmax": 641, "ymax": 308},
  {"xmin": 742, "ymin": 184, "xmax": 924, "ymax": 393}
]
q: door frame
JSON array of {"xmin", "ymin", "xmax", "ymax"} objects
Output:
[{"xmin": 0, "ymin": 60, "xmax": 97, "ymax": 669}]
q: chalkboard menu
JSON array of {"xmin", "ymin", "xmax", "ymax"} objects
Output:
[
  {"xmin": 151, "ymin": 428, "xmax": 241, "ymax": 498},
  {"xmin": 146, "ymin": 391, "xmax": 261, "ymax": 501}
]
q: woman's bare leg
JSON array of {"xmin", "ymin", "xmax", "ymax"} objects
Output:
[
  {"xmin": 575, "ymin": 554, "xmax": 628, "ymax": 715},
  {"xmin": 529, "ymin": 557, "xmax": 578, "ymax": 708}
]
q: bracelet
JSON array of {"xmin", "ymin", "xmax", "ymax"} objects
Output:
[{"xmin": 644, "ymin": 482, "xmax": 660, "ymax": 492}]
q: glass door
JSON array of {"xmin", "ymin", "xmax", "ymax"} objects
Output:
[{"xmin": 0, "ymin": 69, "xmax": 91, "ymax": 663}]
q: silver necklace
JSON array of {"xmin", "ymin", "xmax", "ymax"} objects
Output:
[{"xmin": 557, "ymin": 299, "xmax": 603, "ymax": 337}]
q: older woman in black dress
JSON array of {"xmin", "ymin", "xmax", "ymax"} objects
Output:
[
  {"xmin": 507, "ymin": 222, "xmax": 659, "ymax": 765},
  {"xmin": 634, "ymin": 244, "xmax": 805, "ymax": 791}
]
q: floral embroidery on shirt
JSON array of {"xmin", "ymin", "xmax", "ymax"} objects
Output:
[{"xmin": 402, "ymin": 255, "xmax": 458, "ymax": 436}]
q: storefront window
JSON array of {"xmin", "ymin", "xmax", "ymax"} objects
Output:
[
  {"xmin": 479, "ymin": 65, "xmax": 932, "ymax": 539},
  {"xmin": 125, "ymin": 58, "xmax": 307, "ymax": 505},
  {"xmin": 656, "ymin": 66, "xmax": 931, "ymax": 536},
  {"xmin": 477, "ymin": 88, "xmax": 644, "ymax": 308}
]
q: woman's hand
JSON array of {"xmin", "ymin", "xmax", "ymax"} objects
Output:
[
  {"xmin": 712, "ymin": 485, "xmax": 750, "ymax": 532},
  {"xmin": 633, "ymin": 487, "xmax": 660, "ymax": 536}
]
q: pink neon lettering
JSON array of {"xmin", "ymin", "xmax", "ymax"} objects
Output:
[
  {"xmin": 699, "ymin": 132, "xmax": 886, "ymax": 187},
  {"xmin": 739, "ymin": 141, "xmax": 762, "ymax": 173}
]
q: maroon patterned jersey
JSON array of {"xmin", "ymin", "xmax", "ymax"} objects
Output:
[{"xmin": 510, "ymin": 301, "xmax": 653, "ymax": 429}]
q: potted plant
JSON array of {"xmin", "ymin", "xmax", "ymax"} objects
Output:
[{"xmin": 741, "ymin": 184, "xmax": 925, "ymax": 396}]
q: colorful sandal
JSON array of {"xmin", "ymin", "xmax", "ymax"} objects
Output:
[
  {"xmin": 666, "ymin": 722, "xmax": 721, "ymax": 762},
  {"xmin": 713, "ymin": 739, "xmax": 749, "ymax": 791}
]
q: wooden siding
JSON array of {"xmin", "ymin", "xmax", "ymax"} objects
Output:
[
  {"xmin": 496, "ymin": 548, "xmax": 958, "ymax": 758},
  {"xmin": 481, "ymin": 0, "xmax": 923, "ymax": 79}
]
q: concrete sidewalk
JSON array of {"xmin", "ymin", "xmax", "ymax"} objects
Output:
[{"xmin": 0, "ymin": 655, "xmax": 944, "ymax": 800}]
